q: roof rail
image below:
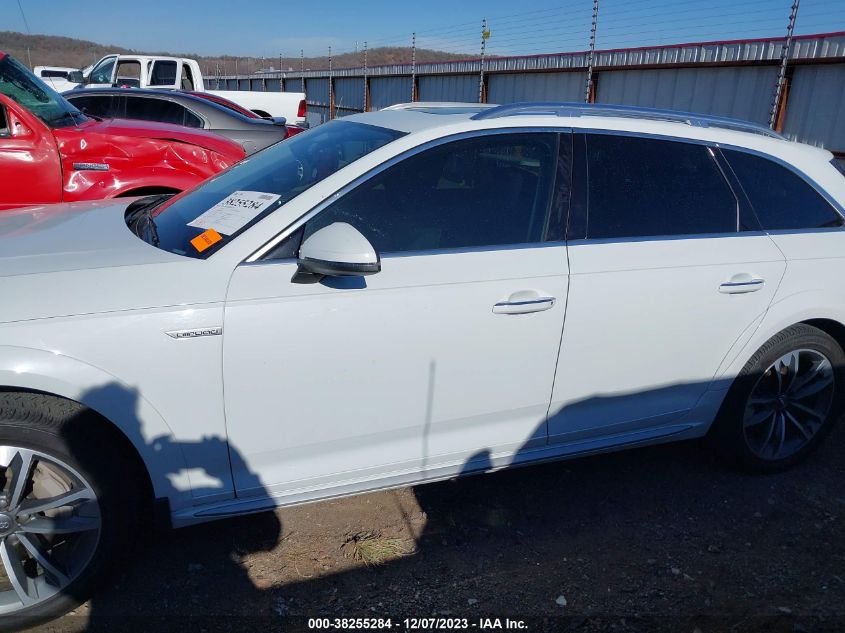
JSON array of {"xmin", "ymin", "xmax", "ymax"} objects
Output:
[
  {"xmin": 471, "ymin": 102, "xmax": 784, "ymax": 139},
  {"xmin": 381, "ymin": 102, "xmax": 496, "ymax": 111}
]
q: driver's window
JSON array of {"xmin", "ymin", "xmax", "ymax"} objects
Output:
[
  {"xmin": 301, "ymin": 132, "xmax": 561, "ymax": 254},
  {"xmin": 90, "ymin": 57, "xmax": 116, "ymax": 84}
]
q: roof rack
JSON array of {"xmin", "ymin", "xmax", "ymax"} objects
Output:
[
  {"xmin": 471, "ymin": 102, "xmax": 784, "ymax": 139},
  {"xmin": 381, "ymin": 102, "xmax": 496, "ymax": 111}
]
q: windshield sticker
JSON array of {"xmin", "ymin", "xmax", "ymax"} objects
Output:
[
  {"xmin": 187, "ymin": 191, "xmax": 282, "ymax": 236},
  {"xmin": 190, "ymin": 228, "xmax": 223, "ymax": 253}
]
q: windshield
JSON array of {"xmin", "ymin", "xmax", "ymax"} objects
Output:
[
  {"xmin": 141, "ymin": 120, "xmax": 406, "ymax": 258},
  {"xmin": 0, "ymin": 55, "xmax": 87, "ymax": 128}
]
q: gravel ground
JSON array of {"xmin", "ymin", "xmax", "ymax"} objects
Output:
[{"xmin": 40, "ymin": 421, "xmax": 845, "ymax": 633}]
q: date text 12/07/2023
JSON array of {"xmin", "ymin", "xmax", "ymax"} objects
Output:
[{"xmin": 307, "ymin": 618, "xmax": 529, "ymax": 630}]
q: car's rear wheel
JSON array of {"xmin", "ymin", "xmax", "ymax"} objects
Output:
[
  {"xmin": 0, "ymin": 393, "xmax": 143, "ymax": 630},
  {"xmin": 712, "ymin": 324, "xmax": 845, "ymax": 472}
]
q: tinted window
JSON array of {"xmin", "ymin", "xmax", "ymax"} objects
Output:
[
  {"xmin": 302, "ymin": 133, "xmax": 559, "ymax": 254},
  {"xmin": 150, "ymin": 61, "xmax": 177, "ymax": 86},
  {"xmin": 0, "ymin": 106, "xmax": 8, "ymax": 137},
  {"xmin": 183, "ymin": 108, "xmax": 203, "ymax": 128},
  {"xmin": 149, "ymin": 120, "xmax": 404, "ymax": 258},
  {"xmin": 583, "ymin": 134, "xmax": 737, "ymax": 239},
  {"xmin": 125, "ymin": 97, "xmax": 189, "ymax": 126},
  {"xmin": 68, "ymin": 95, "xmax": 117, "ymax": 118},
  {"xmin": 724, "ymin": 149, "xmax": 843, "ymax": 230}
]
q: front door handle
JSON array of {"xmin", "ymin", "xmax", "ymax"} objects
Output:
[
  {"xmin": 719, "ymin": 275, "xmax": 765, "ymax": 294},
  {"xmin": 493, "ymin": 291, "xmax": 556, "ymax": 315}
]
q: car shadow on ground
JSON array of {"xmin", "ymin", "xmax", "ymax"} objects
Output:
[{"xmin": 50, "ymin": 410, "xmax": 845, "ymax": 633}]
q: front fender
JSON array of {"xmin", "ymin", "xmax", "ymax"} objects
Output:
[{"xmin": 0, "ymin": 345, "xmax": 194, "ymax": 509}]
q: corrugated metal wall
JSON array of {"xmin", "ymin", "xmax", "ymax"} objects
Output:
[
  {"xmin": 419, "ymin": 75, "xmax": 478, "ymax": 102},
  {"xmin": 265, "ymin": 78, "xmax": 281, "ymax": 92},
  {"xmin": 334, "ymin": 77, "xmax": 365, "ymax": 113},
  {"xmin": 306, "ymin": 78, "xmax": 330, "ymax": 105},
  {"xmin": 307, "ymin": 106, "xmax": 331, "ymax": 127},
  {"xmin": 596, "ymin": 66, "xmax": 779, "ymax": 125},
  {"xmin": 250, "ymin": 78, "xmax": 264, "ymax": 91},
  {"xmin": 488, "ymin": 72, "xmax": 586, "ymax": 103},
  {"xmin": 370, "ymin": 77, "xmax": 413, "ymax": 110},
  {"xmin": 782, "ymin": 64, "xmax": 845, "ymax": 150}
]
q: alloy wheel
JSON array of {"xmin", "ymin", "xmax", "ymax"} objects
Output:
[
  {"xmin": 0, "ymin": 446, "xmax": 100, "ymax": 615},
  {"xmin": 742, "ymin": 349, "xmax": 835, "ymax": 461}
]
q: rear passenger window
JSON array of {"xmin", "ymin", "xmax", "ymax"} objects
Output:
[
  {"xmin": 303, "ymin": 133, "xmax": 560, "ymax": 253},
  {"xmin": 583, "ymin": 134, "xmax": 737, "ymax": 239},
  {"xmin": 126, "ymin": 97, "xmax": 190, "ymax": 126},
  {"xmin": 723, "ymin": 149, "xmax": 843, "ymax": 230},
  {"xmin": 149, "ymin": 61, "xmax": 177, "ymax": 86}
]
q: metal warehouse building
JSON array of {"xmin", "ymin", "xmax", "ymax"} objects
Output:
[{"xmin": 211, "ymin": 31, "xmax": 845, "ymax": 156}]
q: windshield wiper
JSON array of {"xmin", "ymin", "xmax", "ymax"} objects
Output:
[
  {"xmin": 125, "ymin": 194, "xmax": 172, "ymax": 247},
  {"xmin": 45, "ymin": 111, "xmax": 87, "ymax": 127}
]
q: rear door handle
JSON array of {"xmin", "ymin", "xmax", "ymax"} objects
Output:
[
  {"xmin": 719, "ymin": 276, "xmax": 765, "ymax": 294},
  {"xmin": 493, "ymin": 291, "xmax": 556, "ymax": 315}
]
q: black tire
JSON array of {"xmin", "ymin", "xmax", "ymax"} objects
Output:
[
  {"xmin": 0, "ymin": 392, "xmax": 144, "ymax": 631},
  {"xmin": 710, "ymin": 323, "xmax": 845, "ymax": 473}
]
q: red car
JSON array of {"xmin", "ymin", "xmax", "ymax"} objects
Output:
[{"xmin": 0, "ymin": 52, "xmax": 246, "ymax": 211}]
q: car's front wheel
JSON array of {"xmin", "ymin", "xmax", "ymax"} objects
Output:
[
  {"xmin": 712, "ymin": 323, "xmax": 845, "ymax": 472},
  {"xmin": 0, "ymin": 393, "xmax": 143, "ymax": 630}
]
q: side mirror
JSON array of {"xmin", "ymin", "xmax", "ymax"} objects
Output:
[
  {"xmin": 67, "ymin": 71, "xmax": 85, "ymax": 85},
  {"xmin": 0, "ymin": 94, "xmax": 45, "ymax": 140},
  {"xmin": 294, "ymin": 222, "xmax": 380, "ymax": 283}
]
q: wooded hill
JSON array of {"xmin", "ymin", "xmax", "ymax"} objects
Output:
[{"xmin": 0, "ymin": 31, "xmax": 468, "ymax": 75}]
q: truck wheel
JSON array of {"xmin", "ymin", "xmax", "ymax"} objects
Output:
[{"xmin": 0, "ymin": 393, "xmax": 143, "ymax": 630}]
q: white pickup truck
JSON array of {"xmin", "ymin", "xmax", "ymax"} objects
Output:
[{"xmin": 67, "ymin": 54, "xmax": 306, "ymax": 125}]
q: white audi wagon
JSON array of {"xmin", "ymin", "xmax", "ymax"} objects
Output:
[{"xmin": 1, "ymin": 102, "xmax": 845, "ymax": 626}]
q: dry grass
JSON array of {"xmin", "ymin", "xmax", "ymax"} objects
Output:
[{"xmin": 342, "ymin": 531, "xmax": 413, "ymax": 566}]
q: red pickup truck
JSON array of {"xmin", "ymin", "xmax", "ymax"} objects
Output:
[{"xmin": 0, "ymin": 52, "xmax": 246, "ymax": 211}]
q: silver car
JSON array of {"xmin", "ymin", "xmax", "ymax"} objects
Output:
[{"xmin": 64, "ymin": 88, "xmax": 289, "ymax": 154}]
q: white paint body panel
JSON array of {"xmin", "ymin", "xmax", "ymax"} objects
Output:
[
  {"xmin": 223, "ymin": 244, "xmax": 568, "ymax": 495},
  {"xmin": 0, "ymin": 107, "xmax": 843, "ymax": 528},
  {"xmin": 550, "ymin": 234, "xmax": 786, "ymax": 442}
]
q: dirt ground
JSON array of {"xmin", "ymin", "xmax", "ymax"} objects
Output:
[{"xmin": 41, "ymin": 422, "xmax": 845, "ymax": 633}]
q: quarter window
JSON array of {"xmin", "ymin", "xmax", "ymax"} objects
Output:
[
  {"xmin": 723, "ymin": 149, "xmax": 843, "ymax": 230},
  {"xmin": 303, "ymin": 133, "xmax": 560, "ymax": 254},
  {"xmin": 582, "ymin": 134, "xmax": 737, "ymax": 239}
]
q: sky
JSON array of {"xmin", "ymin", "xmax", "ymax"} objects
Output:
[{"xmin": 3, "ymin": 0, "xmax": 845, "ymax": 58}]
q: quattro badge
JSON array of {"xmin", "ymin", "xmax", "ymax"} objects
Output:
[{"xmin": 165, "ymin": 327, "xmax": 223, "ymax": 340}]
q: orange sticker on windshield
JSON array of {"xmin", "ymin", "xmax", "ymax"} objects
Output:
[{"xmin": 190, "ymin": 228, "xmax": 223, "ymax": 253}]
